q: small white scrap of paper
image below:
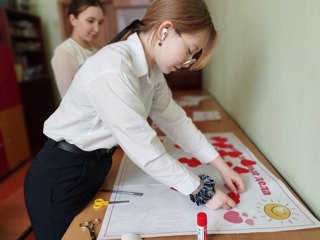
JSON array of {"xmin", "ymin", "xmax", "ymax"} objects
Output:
[
  {"xmin": 193, "ymin": 110, "xmax": 221, "ymax": 122},
  {"xmin": 175, "ymin": 95, "xmax": 210, "ymax": 107}
]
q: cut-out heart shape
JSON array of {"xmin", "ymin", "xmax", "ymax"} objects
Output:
[
  {"xmin": 228, "ymin": 151, "xmax": 242, "ymax": 158},
  {"xmin": 218, "ymin": 150, "xmax": 227, "ymax": 157},
  {"xmin": 178, "ymin": 157, "xmax": 201, "ymax": 167},
  {"xmin": 240, "ymin": 159, "xmax": 256, "ymax": 166},
  {"xmin": 213, "ymin": 142, "xmax": 234, "ymax": 148},
  {"xmin": 228, "ymin": 192, "xmax": 240, "ymax": 204},
  {"xmin": 218, "ymin": 150, "xmax": 242, "ymax": 158},
  {"xmin": 233, "ymin": 166, "xmax": 249, "ymax": 174},
  {"xmin": 226, "ymin": 161, "xmax": 233, "ymax": 167},
  {"xmin": 211, "ymin": 136, "xmax": 228, "ymax": 142}
]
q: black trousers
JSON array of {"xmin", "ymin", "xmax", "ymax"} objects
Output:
[{"xmin": 24, "ymin": 139, "xmax": 113, "ymax": 240}]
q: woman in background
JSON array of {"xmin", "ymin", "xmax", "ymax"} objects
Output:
[{"xmin": 51, "ymin": 0, "xmax": 104, "ymax": 97}]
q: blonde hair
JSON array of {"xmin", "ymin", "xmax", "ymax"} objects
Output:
[{"xmin": 139, "ymin": 0, "xmax": 217, "ymax": 71}]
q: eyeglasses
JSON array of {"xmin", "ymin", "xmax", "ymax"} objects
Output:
[{"xmin": 175, "ymin": 29, "xmax": 202, "ymax": 68}]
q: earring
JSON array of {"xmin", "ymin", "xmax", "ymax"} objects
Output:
[{"xmin": 158, "ymin": 42, "xmax": 162, "ymax": 46}]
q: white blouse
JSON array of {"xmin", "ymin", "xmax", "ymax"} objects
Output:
[
  {"xmin": 44, "ymin": 33, "xmax": 219, "ymax": 195},
  {"xmin": 51, "ymin": 38, "xmax": 97, "ymax": 97}
]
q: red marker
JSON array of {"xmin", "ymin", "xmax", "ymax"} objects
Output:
[{"xmin": 197, "ymin": 212, "xmax": 207, "ymax": 240}]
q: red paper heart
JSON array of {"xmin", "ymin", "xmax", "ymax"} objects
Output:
[
  {"xmin": 211, "ymin": 136, "xmax": 228, "ymax": 142},
  {"xmin": 233, "ymin": 166, "xmax": 249, "ymax": 174},
  {"xmin": 241, "ymin": 159, "xmax": 256, "ymax": 166},
  {"xmin": 228, "ymin": 151, "xmax": 242, "ymax": 158},
  {"xmin": 218, "ymin": 150, "xmax": 227, "ymax": 157},
  {"xmin": 213, "ymin": 142, "xmax": 234, "ymax": 148},
  {"xmin": 178, "ymin": 157, "xmax": 201, "ymax": 167},
  {"xmin": 228, "ymin": 192, "xmax": 240, "ymax": 204},
  {"xmin": 226, "ymin": 161, "xmax": 233, "ymax": 167}
]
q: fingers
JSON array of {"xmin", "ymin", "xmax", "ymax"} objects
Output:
[
  {"xmin": 226, "ymin": 177, "xmax": 245, "ymax": 194},
  {"xmin": 226, "ymin": 179, "xmax": 239, "ymax": 194},
  {"xmin": 205, "ymin": 188, "xmax": 236, "ymax": 211},
  {"xmin": 221, "ymin": 193, "xmax": 236, "ymax": 210},
  {"xmin": 223, "ymin": 204, "xmax": 232, "ymax": 210},
  {"xmin": 227, "ymin": 181, "xmax": 238, "ymax": 194},
  {"xmin": 225, "ymin": 198, "xmax": 236, "ymax": 209},
  {"xmin": 207, "ymin": 198, "xmax": 235, "ymax": 210},
  {"xmin": 233, "ymin": 179, "xmax": 245, "ymax": 193}
]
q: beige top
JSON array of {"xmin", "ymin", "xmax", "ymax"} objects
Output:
[{"xmin": 51, "ymin": 38, "xmax": 97, "ymax": 97}]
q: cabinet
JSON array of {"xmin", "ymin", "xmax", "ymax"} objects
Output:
[
  {"xmin": 0, "ymin": 106, "xmax": 30, "ymax": 175},
  {"xmin": 0, "ymin": 7, "xmax": 56, "ymax": 161},
  {"xmin": 0, "ymin": 46, "xmax": 30, "ymax": 178},
  {"xmin": 56, "ymin": 0, "xmax": 202, "ymax": 90}
]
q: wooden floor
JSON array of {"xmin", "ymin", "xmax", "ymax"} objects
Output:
[{"xmin": 0, "ymin": 159, "xmax": 35, "ymax": 240}]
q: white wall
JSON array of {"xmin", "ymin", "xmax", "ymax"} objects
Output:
[{"xmin": 205, "ymin": 0, "xmax": 320, "ymax": 218}]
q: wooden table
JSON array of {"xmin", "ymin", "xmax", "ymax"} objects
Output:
[{"xmin": 62, "ymin": 90, "xmax": 320, "ymax": 240}]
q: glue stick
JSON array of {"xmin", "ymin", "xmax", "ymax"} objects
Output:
[{"xmin": 197, "ymin": 212, "xmax": 207, "ymax": 240}]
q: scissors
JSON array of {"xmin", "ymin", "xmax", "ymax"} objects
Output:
[
  {"xmin": 100, "ymin": 189, "xmax": 143, "ymax": 196},
  {"xmin": 79, "ymin": 218, "xmax": 100, "ymax": 240},
  {"xmin": 93, "ymin": 198, "xmax": 130, "ymax": 209}
]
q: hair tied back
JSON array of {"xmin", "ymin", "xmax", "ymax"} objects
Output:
[{"xmin": 109, "ymin": 19, "xmax": 142, "ymax": 44}]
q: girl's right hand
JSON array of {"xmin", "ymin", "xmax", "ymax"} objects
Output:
[{"xmin": 205, "ymin": 187, "xmax": 236, "ymax": 210}]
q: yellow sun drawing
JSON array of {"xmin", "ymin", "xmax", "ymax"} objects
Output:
[
  {"xmin": 264, "ymin": 203, "xmax": 291, "ymax": 220},
  {"xmin": 257, "ymin": 199, "xmax": 299, "ymax": 224}
]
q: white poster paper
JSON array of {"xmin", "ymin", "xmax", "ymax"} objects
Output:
[{"xmin": 98, "ymin": 133, "xmax": 320, "ymax": 239}]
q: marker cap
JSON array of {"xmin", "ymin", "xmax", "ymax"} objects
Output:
[{"xmin": 197, "ymin": 212, "xmax": 207, "ymax": 227}]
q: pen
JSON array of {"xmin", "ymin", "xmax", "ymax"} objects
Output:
[{"xmin": 100, "ymin": 189, "xmax": 143, "ymax": 196}]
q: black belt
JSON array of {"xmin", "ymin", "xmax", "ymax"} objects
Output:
[{"xmin": 51, "ymin": 139, "xmax": 116, "ymax": 156}]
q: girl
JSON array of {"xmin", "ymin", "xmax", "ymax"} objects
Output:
[
  {"xmin": 25, "ymin": 0, "xmax": 245, "ymax": 239},
  {"xmin": 51, "ymin": 0, "xmax": 104, "ymax": 97}
]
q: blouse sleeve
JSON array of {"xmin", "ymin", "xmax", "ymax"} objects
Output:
[
  {"xmin": 149, "ymin": 75, "xmax": 220, "ymax": 164},
  {"xmin": 51, "ymin": 48, "xmax": 78, "ymax": 97},
  {"xmin": 85, "ymin": 70, "xmax": 200, "ymax": 195}
]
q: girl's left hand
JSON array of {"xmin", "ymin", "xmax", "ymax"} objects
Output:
[{"xmin": 209, "ymin": 156, "xmax": 245, "ymax": 194}]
